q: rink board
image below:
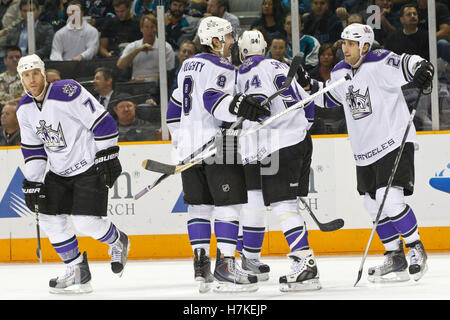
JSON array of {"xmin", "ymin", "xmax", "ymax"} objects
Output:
[{"xmin": 0, "ymin": 132, "xmax": 449, "ymax": 262}]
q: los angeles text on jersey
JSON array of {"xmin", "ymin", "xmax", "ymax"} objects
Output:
[
  {"xmin": 353, "ymin": 138, "xmax": 395, "ymax": 161},
  {"xmin": 58, "ymin": 159, "xmax": 88, "ymax": 176}
]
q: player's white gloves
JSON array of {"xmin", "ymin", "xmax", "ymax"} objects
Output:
[
  {"xmin": 22, "ymin": 179, "xmax": 47, "ymax": 212},
  {"xmin": 229, "ymin": 94, "xmax": 270, "ymax": 122},
  {"xmin": 94, "ymin": 146, "xmax": 122, "ymax": 188}
]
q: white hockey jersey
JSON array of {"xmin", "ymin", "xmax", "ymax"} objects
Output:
[
  {"xmin": 236, "ymin": 56, "xmax": 312, "ymax": 164},
  {"xmin": 166, "ymin": 53, "xmax": 238, "ymax": 162},
  {"xmin": 17, "ymin": 79, "xmax": 119, "ymax": 182},
  {"xmin": 315, "ymin": 49, "xmax": 424, "ymax": 166}
]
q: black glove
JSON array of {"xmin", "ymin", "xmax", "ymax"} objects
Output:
[
  {"xmin": 296, "ymin": 63, "xmax": 312, "ymax": 88},
  {"xmin": 229, "ymin": 94, "xmax": 270, "ymax": 122},
  {"xmin": 22, "ymin": 179, "xmax": 46, "ymax": 212},
  {"xmin": 94, "ymin": 146, "xmax": 122, "ymax": 188},
  {"xmin": 214, "ymin": 128, "xmax": 240, "ymax": 164},
  {"xmin": 413, "ymin": 60, "xmax": 434, "ymax": 93}
]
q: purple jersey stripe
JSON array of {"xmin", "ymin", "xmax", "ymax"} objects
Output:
[
  {"xmin": 167, "ymin": 98, "xmax": 182, "ymax": 121},
  {"xmin": 92, "ymin": 113, "xmax": 118, "ymax": 138},
  {"xmin": 203, "ymin": 89, "xmax": 227, "ymax": 114},
  {"xmin": 21, "ymin": 147, "xmax": 47, "ymax": 160}
]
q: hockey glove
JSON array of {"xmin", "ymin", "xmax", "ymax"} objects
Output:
[
  {"xmin": 296, "ymin": 64, "xmax": 312, "ymax": 88},
  {"xmin": 22, "ymin": 179, "xmax": 46, "ymax": 212},
  {"xmin": 229, "ymin": 94, "xmax": 270, "ymax": 122},
  {"xmin": 95, "ymin": 146, "xmax": 122, "ymax": 188},
  {"xmin": 413, "ymin": 60, "xmax": 434, "ymax": 94},
  {"xmin": 214, "ymin": 128, "xmax": 240, "ymax": 164}
]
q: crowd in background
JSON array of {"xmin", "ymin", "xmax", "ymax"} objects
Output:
[{"xmin": 0, "ymin": 0, "xmax": 448, "ymax": 145}]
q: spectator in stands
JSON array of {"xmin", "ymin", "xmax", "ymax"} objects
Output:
[
  {"xmin": 84, "ymin": 0, "xmax": 115, "ymax": 31},
  {"xmin": 309, "ymin": 42, "xmax": 336, "ymax": 82},
  {"xmin": 38, "ymin": 0, "xmax": 69, "ymax": 32},
  {"xmin": 0, "ymin": 0, "xmax": 21, "ymax": 51},
  {"xmin": 93, "ymin": 66, "xmax": 122, "ymax": 119},
  {"xmin": 302, "ymin": 0, "xmax": 343, "ymax": 45},
  {"xmin": 268, "ymin": 37, "xmax": 291, "ymax": 64},
  {"xmin": 416, "ymin": 0, "xmax": 450, "ymax": 63},
  {"xmin": 335, "ymin": 0, "xmax": 368, "ymax": 16},
  {"xmin": 361, "ymin": 0, "xmax": 400, "ymax": 47},
  {"xmin": 169, "ymin": 38, "xmax": 196, "ymax": 94},
  {"xmin": 281, "ymin": 0, "xmax": 311, "ymax": 15},
  {"xmin": 46, "ymin": 68, "xmax": 61, "ymax": 82},
  {"xmin": 117, "ymin": 14, "xmax": 175, "ymax": 81},
  {"xmin": 0, "ymin": 45, "xmax": 22, "ymax": 106},
  {"xmin": 132, "ymin": 0, "xmax": 170, "ymax": 17},
  {"xmin": 50, "ymin": 0, "xmax": 100, "ymax": 61},
  {"xmin": 250, "ymin": 0, "xmax": 286, "ymax": 43},
  {"xmin": 165, "ymin": 0, "xmax": 199, "ymax": 51},
  {"xmin": 0, "ymin": 100, "xmax": 20, "ymax": 146},
  {"xmin": 187, "ymin": 0, "xmax": 206, "ymax": 17},
  {"xmin": 385, "ymin": 4, "xmax": 428, "ymax": 60},
  {"xmin": 113, "ymin": 95, "xmax": 159, "ymax": 141},
  {"xmin": 283, "ymin": 12, "xmax": 320, "ymax": 70},
  {"xmin": 6, "ymin": 0, "xmax": 55, "ymax": 59},
  {"xmin": 99, "ymin": 0, "xmax": 142, "ymax": 58},
  {"xmin": 204, "ymin": 0, "xmax": 240, "ymax": 35}
]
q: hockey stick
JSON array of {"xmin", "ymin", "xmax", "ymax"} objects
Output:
[
  {"xmin": 298, "ymin": 197, "xmax": 344, "ymax": 232},
  {"xmin": 353, "ymin": 89, "xmax": 423, "ymax": 287},
  {"xmin": 240, "ymin": 74, "xmax": 352, "ymax": 138},
  {"xmin": 135, "ymin": 54, "xmax": 304, "ymax": 199},
  {"xmin": 140, "ymin": 73, "xmax": 352, "ymax": 178},
  {"xmin": 35, "ymin": 204, "xmax": 42, "ymax": 263}
]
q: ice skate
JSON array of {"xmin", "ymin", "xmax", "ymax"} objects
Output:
[
  {"xmin": 109, "ymin": 230, "xmax": 130, "ymax": 277},
  {"xmin": 241, "ymin": 253, "xmax": 270, "ymax": 281},
  {"xmin": 49, "ymin": 251, "xmax": 93, "ymax": 294},
  {"xmin": 213, "ymin": 249, "xmax": 258, "ymax": 293},
  {"xmin": 407, "ymin": 240, "xmax": 428, "ymax": 281},
  {"xmin": 368, "ymin": 242, "xmax": 410, "ymax": 283},
  {"xmin": 279, "ymin": 249, "xmax": 321, "ymax": 292},
  {"xmin": 193, "ymin": 248, "xmax": 214, "ymax": 293}
]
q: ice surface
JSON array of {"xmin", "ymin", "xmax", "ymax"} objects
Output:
[{"xmin": 1, "ymin": 254, "xmax": 449, "ymax": 300}]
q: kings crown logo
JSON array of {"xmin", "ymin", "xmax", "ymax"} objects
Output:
[
  {"xmin": 36, "ymin": 120, "xmax": 67, "ymax": 151},
  {"xmin": 62, "ymin": 83, "xmax": 78, "ymax": 97},
  {"xmin": 346, "ymin": 85, "xmax": 372, "ymax": 120}
]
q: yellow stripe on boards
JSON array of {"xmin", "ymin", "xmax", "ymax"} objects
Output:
[{"xmin": 1, "ymin": 227, "xmax": 450, "ymax": 263}]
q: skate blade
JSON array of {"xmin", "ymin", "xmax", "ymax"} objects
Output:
[
  {"xmin": 279, "ymin": 278, "xmax": 321, "ymax": 292},
  {"xmin": 49, "ymin": 282, "xmax": 93, "ymax": 294},
  {"xmin": 195, "ymin": 277, "xmax": 213, "ymax": 293},
  {"xmin": 368, "ymin": 270, "xmax": 410, "ymax": 283},
  {"xmin": 412, "ymin": 264, "xmax": 428, "ymax": 282},
  {"xmin": 254, "ymin": 272, "xmax": 269, "ymax": 281},
  {"xmin": 213, "ymin": 281, "xmax": 259, "ymax": 293}
]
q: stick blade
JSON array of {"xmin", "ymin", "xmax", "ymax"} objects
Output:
[
  {"xmin": 354, "ymin": 269, "xmax": 363, "ymax": 287},
  {"xmin": 319, "ymin": 218, "xmax": 345, "ymax": 232},
  {"xmin": 142, "ymin": 160, "xmax": 176, "ymax": 175}
]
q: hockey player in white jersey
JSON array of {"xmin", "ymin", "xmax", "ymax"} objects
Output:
[
  {"xmin": 166, "ymin": 17, "xmax": 270, "ymax": 293},
  {"xmin": 17, "ymin": 54, "xmax": 130, "ymax": 293},
  {"xmin": 236, "ymin": 30, "xmax": 320, "ymax": 292},
  {"xmin": 300, "ymin": 23, "xmax": 433, "ymax": 283}
]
